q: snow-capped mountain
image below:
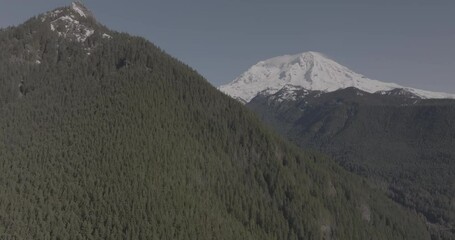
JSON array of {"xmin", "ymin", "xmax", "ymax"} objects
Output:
[
  {"xmin": 219, "ymin": 51, "xmax": 455, "ymax": 103},
  {"xmin": 39, "ymin": 1, "xmax": 111, "ymax": 43}
]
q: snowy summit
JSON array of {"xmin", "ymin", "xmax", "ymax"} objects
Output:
[
  {"xmin": 219, "ymin": 51, "xmax": 455, "ymax": 103},
  {"xmin": 40, "ymin": 1, "xmax": 101, "ymax": 43}
]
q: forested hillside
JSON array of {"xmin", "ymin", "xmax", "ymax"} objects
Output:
[
  {"xmin": 0, "ymin": 4, "xmax": 430, "ymax": 239},
  {"xmin": 248, "ymin": 87, "xmax": 455, "ymax": 240}
]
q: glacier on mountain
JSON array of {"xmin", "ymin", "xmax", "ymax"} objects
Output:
[{"xmin": 219, "ymin": 51, "xmax": 455, "ymax": 103}]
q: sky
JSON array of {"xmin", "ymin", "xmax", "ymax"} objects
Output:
[{"xmin": 1, "ymin": 0, "xmax": 454, "ymax": 93}]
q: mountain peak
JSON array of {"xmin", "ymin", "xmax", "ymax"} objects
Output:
[
  {"xmin": 257, "ymin": 51, "xmax": 323, "ymax": 68},
  {"xmin": 300, "ymin": 51, "xmax": 325, "ymax": 58},
  {"xmin": 219, "ymin": 51, "xmax": 455, "ymax": 103},
  {"xmin": 38, "ymin": 1, "xmax": 102, "ymax": 43}
]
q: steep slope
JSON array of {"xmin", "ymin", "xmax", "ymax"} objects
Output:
[
  {"xmin": 0, "ymin": 3, "xmax": 430, "ymax": 239},
  {"xmin": 248, "ymin": 88, "xmax": 455, "ymax": 240},
  {"xmin": 219, "ymin": 51, "xmax": 455, "ymax": 103}
]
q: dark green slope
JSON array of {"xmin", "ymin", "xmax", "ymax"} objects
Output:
[
  {"xmin": 0, "ymin": 5, "xmax": 429, "ymax": 239},
  {"xmin": 248, "ymin": 87, "xmax": 455, "ymax": 239}
]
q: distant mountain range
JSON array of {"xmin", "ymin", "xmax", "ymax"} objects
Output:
[
  {"xmin": 219, "ymin": 51, "xmax": 455, "ymax": 103},
  {"xmin": 221, "ymin": 52, "xmax": 455, "ymax": 239},
  {"xmin": 0, "ymin": 2, "xmax": 431, "ymax": 239}
]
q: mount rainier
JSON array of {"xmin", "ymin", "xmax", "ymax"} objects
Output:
[{"xmin": 219, "ymin": 51, "xmax": 455, "ymax": 103}]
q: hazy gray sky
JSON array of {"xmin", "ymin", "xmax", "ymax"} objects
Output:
[{"xmin": 1, "ymin": 0, "xmax": 454, "ymax": 93}]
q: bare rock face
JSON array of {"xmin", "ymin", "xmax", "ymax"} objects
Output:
[{"xmin": 39, "ymin": 1, "xmax": 106, "ymax": 43}]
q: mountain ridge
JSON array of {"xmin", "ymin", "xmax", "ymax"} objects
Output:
[
  {"xmin": 219, "ymin": 51, "xmax": 455, "ymax": 103},
  {"xmin": 247, "ymin": 86, "xmax": 455, "ymax": 239}
]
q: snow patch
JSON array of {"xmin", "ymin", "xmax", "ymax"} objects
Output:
[
  {"xmin": 102, "ymin": 33, "xmax": 113, "ymax": 39},
  {"xmin": 85, "ymin": 29, "xmax": 95, "ymax": 38},
  {"xmin": 41, "ymin": 9, "xmax": 63, "ymax": 22},
  {"xmin": 72, "ymin": 2, "xmax": 87, "ymax": 18},
  {"xmin": 50, "ymin": 15, "xmax": 95, "ymax": 42},
  {"xmin": 264, "ymin": 85, "xmax": 310, "ymax": 102},
  {"xmin": 58, "ymin": 15, "xmax": 79, "ymax": 24}
]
